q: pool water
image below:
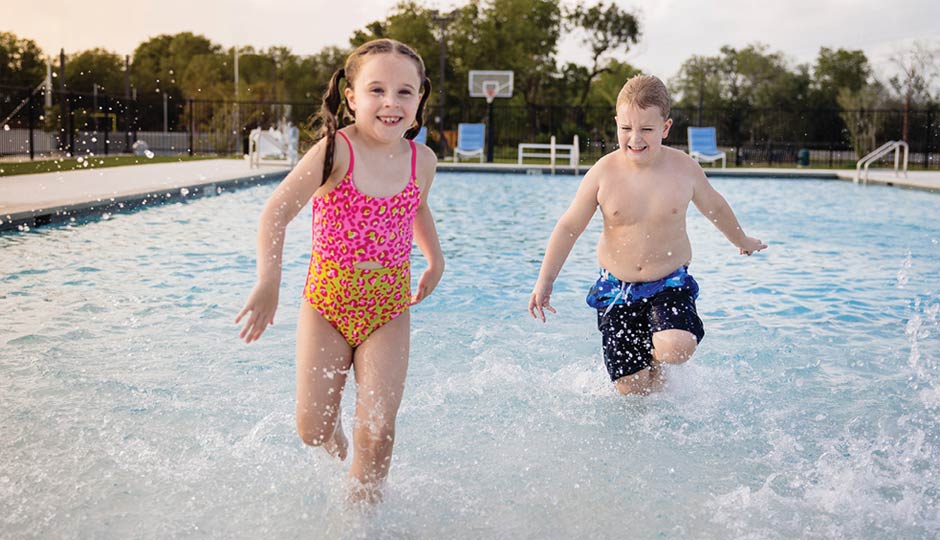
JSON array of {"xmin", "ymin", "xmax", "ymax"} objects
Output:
[{"xmin": 2, "ymin": 172, "xmax": 939, "ymax": 539}]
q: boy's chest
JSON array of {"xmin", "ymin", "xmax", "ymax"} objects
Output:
[{"xmin": 597, "ymin": 176, "xmax": 692, "ymax": 225}]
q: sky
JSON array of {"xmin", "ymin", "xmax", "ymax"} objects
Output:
[{"xmin": 4, "ymin": 0, "xmax": 939, "ymax": 85}]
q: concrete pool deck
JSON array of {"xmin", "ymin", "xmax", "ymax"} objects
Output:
[{"xmin": 1, "ymin": 158, "xmax": 938, "ymax": 232}]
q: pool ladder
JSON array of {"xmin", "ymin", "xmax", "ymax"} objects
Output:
[{"xmin": 855, "ymin": 140, "xmax": 908, "ymax": 184}]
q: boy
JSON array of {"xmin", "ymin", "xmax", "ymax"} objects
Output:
[{"xmin": 528, "ymin": 75, "xmax": 766, "ymax": 395}]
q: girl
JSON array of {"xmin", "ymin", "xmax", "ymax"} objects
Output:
[{"xmin": 235, "ymin": 39, "xmax": 444, "ymax": 503}]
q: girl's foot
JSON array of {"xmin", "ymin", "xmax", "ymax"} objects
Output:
[{"xmin": 323, "ymin": 415, "xmax": 348, "ymax": 461}]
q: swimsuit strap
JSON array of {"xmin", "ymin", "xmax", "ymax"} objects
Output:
[
  {"xmin": 336, "ymin": 130, "xmax": 354, "ymax": 178},
  {"xmin": 409, "ymin": 139, "xmax": 417, "ymax": 179}
]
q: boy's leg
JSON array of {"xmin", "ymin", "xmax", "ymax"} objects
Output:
[
  {"xmin": 349, "ymin": 310, "xmax": 410, "ymax": 502},
  {"xmin": 598, "ymin": 304, "xmax": 661, "ymax": 395},
  {"xmin": 649, "ymin": 285, "xmax": 705, "ymax": 369},
  {"xmin": 652, "ymin": 329, "xmax": 699, "ymax": 364},
  {"xmin": 295, "ymin": 304, "xmax": 353, "ymax": 459}
]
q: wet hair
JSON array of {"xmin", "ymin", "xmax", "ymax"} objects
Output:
[
  {"xmin": 616, "ymin": 75, "xmax": 671, "ymax": 119},
  {"xmin": 314, "ymin": 39, "xmax": 432, "ymax": 185}
]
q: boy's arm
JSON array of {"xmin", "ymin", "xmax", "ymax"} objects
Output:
[
  {"xmin": 411, "ymin": 145, "xmax": 445, "ymax": 305},
  {"xmin": 690, "ymin": 165, "xmax": 767, "ymax": 255},
  {"xmin": 529, "ymin": 168, "xmax": 601, "ymax": 322}
]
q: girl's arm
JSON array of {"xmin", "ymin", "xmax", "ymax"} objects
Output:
[
  {"xmin": 411, "ymin": 145, "xmax": 444, "ymax": 305},
  {"xmin": 528, "ymin": 167, "xmax": 600, "ymax": 322},
  {"xmin": 237, "ymin": 139, "xmax": 331, "ymax": 342}
]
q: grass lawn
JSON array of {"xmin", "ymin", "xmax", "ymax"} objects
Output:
[{"xmin": 0, "ymin": 154, "xmax": 235, "ymax": 177}]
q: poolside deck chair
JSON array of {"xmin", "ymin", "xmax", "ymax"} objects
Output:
[
  {"xmin": 453, "ymin": 123, "xmax": 485, "ymax": 162},
  {"xmin": 412, "ymin": 126, "xmax": 427, "ymax": 145},
  {"xmin": 687, "ymin": 127, "xmax": 726, "ymax": 168}
]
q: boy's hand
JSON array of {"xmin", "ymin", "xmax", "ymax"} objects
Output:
[
  {"xmin": 739, "ymin": 236, "xmax": 768, "ymax": 256},
  {"xmin": 528, "ymin": 284, "xmax": 557, "ymax": 323},
  {"xmin": 411, "ymin": 265, "xmax": 443, "ymax": 305},
  {"xmin": 235, "ymin": 278, "xmax": 280, "ymax": 343}
]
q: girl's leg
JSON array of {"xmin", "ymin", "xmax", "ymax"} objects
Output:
[
  {"xmin": 348, "ymin": 310, "xmax": 410, "ymax": 502},
  {"xmin": 295, "ymin": 303, "xmax": 353, "ymax": 459}
]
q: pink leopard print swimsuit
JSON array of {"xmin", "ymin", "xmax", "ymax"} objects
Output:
[{"xmin": 303, "ymin": 130, "xmax": 421, "ymax": 346}]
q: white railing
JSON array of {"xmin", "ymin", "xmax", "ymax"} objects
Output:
[
  {"xmin": 517, "ymin": 135, "xmax": 580, "ymax": 174},
  {"xmin": 855, "ymin": 140, "xmax": 908, "ymax": 184}
]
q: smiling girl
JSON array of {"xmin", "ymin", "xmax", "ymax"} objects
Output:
[{"xmin": 236, "ymin": 39, "xmax": 444, "ymax": 503}]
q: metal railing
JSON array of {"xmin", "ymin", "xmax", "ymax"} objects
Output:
[{"xmin": 855, "ymin": 140, "xmax": 909, "ymax": 184}]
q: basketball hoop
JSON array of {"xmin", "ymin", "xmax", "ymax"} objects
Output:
[{"xmin": 483, "ymin": 81, "xmax": 499, "ymax": 104}]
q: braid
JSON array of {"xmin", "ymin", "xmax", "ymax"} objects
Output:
[
  {"xmin": 404, "ymin": 78, "xmax": 432, "ymax": 140},
  {"xmin": 317, "ymin": 68, "xmax": 345, "ymax": 186}
]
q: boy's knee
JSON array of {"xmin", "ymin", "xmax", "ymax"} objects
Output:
[{"xmin": 652, "ymin": 331, "xmax": 698, "ymax": 364}]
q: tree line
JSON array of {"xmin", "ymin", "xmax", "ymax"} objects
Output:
[{"xmin": 2, "ymin": 0, "xmax": 938, "ymax": 158}]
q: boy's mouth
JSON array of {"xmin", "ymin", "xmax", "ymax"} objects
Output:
[{"xmin": 627, "ymin": 144, "xmax": 647, "ymax": 152}]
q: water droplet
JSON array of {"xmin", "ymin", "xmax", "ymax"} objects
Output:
[
  {"xmin": 91, "ymin": 137, "xmax": 97, "ymax": 143},
  {"xmin": 180, "ymin": 188, "xmax": 190, "ymax": 196},
  {"xmin": 144, "ymin": 150, "xmax": 154, "ymax": 159},
  {"xmin": 2, "ymin": 125, "xmax": 9, "ymax": 131}
]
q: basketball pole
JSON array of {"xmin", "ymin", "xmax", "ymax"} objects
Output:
[{"xmin": 486, "ymin": 98, "xmax": 495, "ymax": 163}]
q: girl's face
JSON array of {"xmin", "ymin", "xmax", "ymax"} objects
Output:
[{"xmin": 344, "ymin": 54, "xmax": 422, "ymax": 143}]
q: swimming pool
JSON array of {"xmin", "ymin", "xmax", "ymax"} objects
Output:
[{"xmin": 2, "ymin": 172, "xmax": 938, "ymax": 538}]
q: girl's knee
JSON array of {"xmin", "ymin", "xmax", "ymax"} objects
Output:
[{"xmin": 296, "ymin": 412, "xmax": 336, "ymax": 447}]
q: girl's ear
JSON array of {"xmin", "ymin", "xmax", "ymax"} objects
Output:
[{"xmin": 344, "ymin": 86, "xmax": 356, "ymax": 112}]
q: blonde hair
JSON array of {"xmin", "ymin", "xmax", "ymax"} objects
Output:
[
  {"xmin": 616, "ymin": 75, "xmax": 671, "ymax": 119},
  {"xmin": 314, "ymin": 39, "xmax": 431, "ymax": 185}
]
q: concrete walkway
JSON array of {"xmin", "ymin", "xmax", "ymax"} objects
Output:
[
  {"xmin": 2, "ymin": 158, "xmax": 938, "ymax": 232},
  {"xmin": 0, "ymin": 159, "xmax": 289, "ymax": 231}
]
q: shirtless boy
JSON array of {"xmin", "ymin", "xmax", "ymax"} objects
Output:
[{"xmin": 528, "ymin": 75, "xmax": 767, "ymax": 395}]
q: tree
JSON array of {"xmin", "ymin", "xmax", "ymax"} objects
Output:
[
  {"xmin": 838, "ymin": 83, "xmax": 887, "ymax": 158},
  {"xmin": 887, "ymin": 41, "xmax": 938, "ymax": 141},
  {"xmin": 565, "ymin": 1, "xmax": 640, "ymax": 108},
  {"xmin": 0, "ymin": 32, "xmax": 46, "ymax": 89},
  {"xmin": 65, "ymin": 48, "xmax": 124, "ymax": 95},
  {"xmin": 814, "ymin": 47, "xmax": 871, "ymax": 96}
]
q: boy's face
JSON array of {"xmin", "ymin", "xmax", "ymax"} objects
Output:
[{"xmin": 615, "ymin": 104, "xmax": 672, "ymax": 164}]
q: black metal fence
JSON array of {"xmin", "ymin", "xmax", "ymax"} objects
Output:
[{"xmin": 2, "ymin": 84, "xmax": 937, "ymax": 169}]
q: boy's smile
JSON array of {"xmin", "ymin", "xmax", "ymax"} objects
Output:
[{"xmin": 615, "ymin": 104, "xmax": 672, "ymax": 164}]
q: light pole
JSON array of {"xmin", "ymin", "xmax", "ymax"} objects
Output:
[{"xmin": 431, "ymin": 10, "xmax": 454, "ymax": 157}]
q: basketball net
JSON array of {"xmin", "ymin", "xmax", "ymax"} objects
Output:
[
  {"xmin": 483, "ymin": 81, "xmax": 499, "ymax": 104},
  {"xmin": 484, "ymin": 88, "xmax": 497, "ymax": 104}
]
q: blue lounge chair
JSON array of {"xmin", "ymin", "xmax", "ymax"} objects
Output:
[
  {"xmin": 687, "ymin": 127, "xmax": 726, "ymax": 168},
  {"xmin": 412, "ymin": 126, "xmax": 427, "ymax": 145},
  {"xmin": 453, "ymin": 123, "xmax": 485, "ymax": 162}
]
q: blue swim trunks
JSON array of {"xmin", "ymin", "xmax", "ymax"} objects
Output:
[{"xmin": 586, "ymin": 266, "xmax": 705, "ymax": 380}]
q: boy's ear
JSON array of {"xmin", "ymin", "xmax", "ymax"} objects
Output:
[{"xmin": 662, "ymin": 118, "xmax": 673, "ymax": 139}]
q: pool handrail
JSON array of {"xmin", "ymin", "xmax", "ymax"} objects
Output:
[{"xmin": 855, "ymin": 140, "xmax": 908, "ymax": 185}]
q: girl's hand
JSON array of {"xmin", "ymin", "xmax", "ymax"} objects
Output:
[
  {"xmin": 411, "ymin": 266, "xmax": 443, "ymax": 305},
  {"xmin": 738, "ymin": 236, "xmax": 768, "ymax": 256},
  {"xmin": 235, "ymin": 278, "xmax": 280, "ymax": 343}
]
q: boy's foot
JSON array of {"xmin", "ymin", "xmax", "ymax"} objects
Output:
[
  {"xmin": 614, "ymin": 365, "xmax": 665, "ymax": 395},
  {"xmin": 323, "ymin": 416, "xmax": 348, "ymax": 461}
]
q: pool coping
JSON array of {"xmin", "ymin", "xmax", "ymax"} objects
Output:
[{"xmin": 2, "ymin": 159, "xmax": 937, "ymax": 233}]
